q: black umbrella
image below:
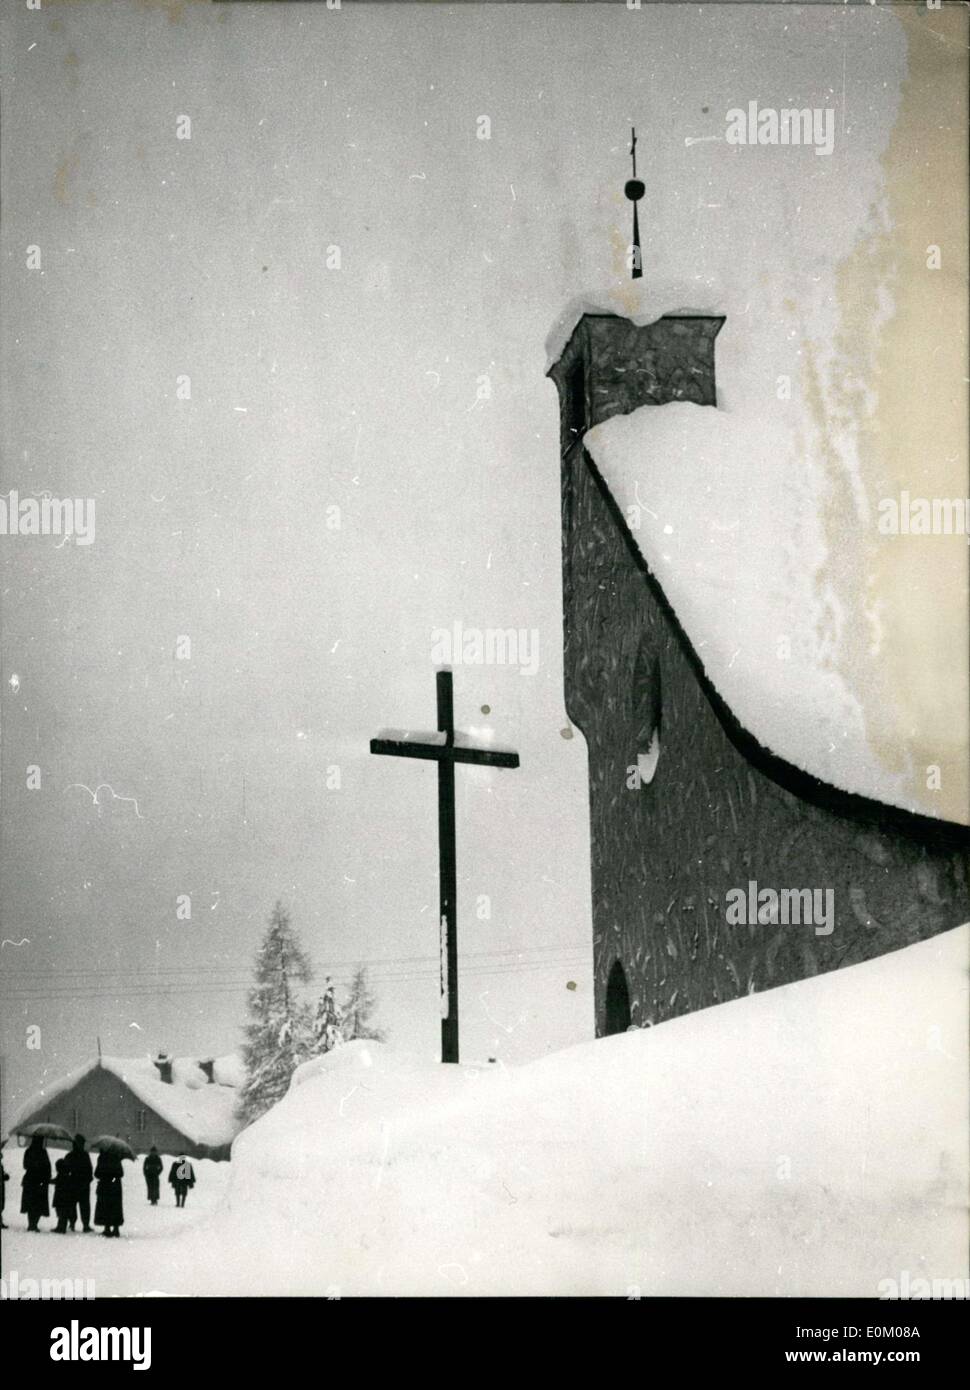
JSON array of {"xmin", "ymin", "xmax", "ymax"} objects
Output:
[
  {"xmin": 89, "ymin": 1135, "xmax": 136, "ymax": 1160},
  {"xmin": 17, "ymin": 1122, "xmax": 73, "ymax": 1143}
]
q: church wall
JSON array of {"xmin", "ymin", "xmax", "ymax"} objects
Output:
[{"xmin": 555, "ymin": 330, "xmax": 970, "ymax": 1035}]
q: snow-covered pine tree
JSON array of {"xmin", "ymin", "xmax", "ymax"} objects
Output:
[
  {"xmin": 342, "ymin": 964, "xmax": 387, "ymax": 1042},
  {"xmin": 309, "ymin": 975, "xmax": 344, "ymax": 1057},
  {"xmin": 237, "ymin": 901, "xmax": 314, "ymax": 1123}
]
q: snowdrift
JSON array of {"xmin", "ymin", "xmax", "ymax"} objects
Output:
[{"xmin": 186, "ymin": 927, "xmax": 968, "ymax": 1296}]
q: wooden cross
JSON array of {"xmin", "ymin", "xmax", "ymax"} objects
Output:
[{"xmin": 370, "ymin": 670, "xmax": 520, "ymax": 1063}]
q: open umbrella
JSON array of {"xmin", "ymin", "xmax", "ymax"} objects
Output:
[
  {"xmin": 89, "ymin": 1135, "xmax": 136, "ymax": 1161},
  {"xmin": 17, "ymin": 1122, "xmax": 73, "ymax": 1143}
]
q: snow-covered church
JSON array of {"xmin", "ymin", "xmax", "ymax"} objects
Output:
[{"xmin": 548, "ymin": 308, "xmax": 970, "ymax": 1036}]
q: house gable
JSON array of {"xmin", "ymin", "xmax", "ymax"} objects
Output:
[
  {"xmin": 13, "ymin": 1058, "xmax": 240, "ymax": 1160},
  {"xmin": 16, "ymin": 1065, "xmax": 200, "ymax": 1155}
]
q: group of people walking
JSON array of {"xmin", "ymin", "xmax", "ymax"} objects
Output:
[
  {"xmin": 1, "ymin": 1135, "xmax": 197, "ymax": 1236},
  {"xmin": 143, "ymin": 1147, "xmax": 196, "ymax": 1207}
]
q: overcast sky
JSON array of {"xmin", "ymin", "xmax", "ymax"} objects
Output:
[{"xmin": 1, "ymin": 1, "xmax": 964, "ymax": 1121}]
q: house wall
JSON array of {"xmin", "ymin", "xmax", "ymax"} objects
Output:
[
  {"xmin": 552, "ymin": 315, "xmax": 970, "ymax": 1035},
  {"xmin": 17, "ymin": 1066, "xmax": 231, "ymax": 1160}
]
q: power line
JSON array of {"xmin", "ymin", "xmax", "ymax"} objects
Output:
[
  {"xmin": 1, "ymin": 967, "xmax": 589, "ymax": 1002},
  {"xmin": 0, "ymin": 956, "xmax": 590, "ymax": 1003},
  {"xmin": 2, "ymin": 943, "xmax": 587, "ymax": 978},
  {"xmin": 0, "ymin": 959, "xmax": 589, "ymax": 994}
]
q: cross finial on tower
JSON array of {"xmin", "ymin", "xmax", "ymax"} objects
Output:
[{"xmin": 624, "ymin": 126, "xmax": 645, "ymax": 280}]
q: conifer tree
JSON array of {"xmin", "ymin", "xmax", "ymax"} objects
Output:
[
  {"xmin": 341, "ymin": 965, "xmax": 387, "ymax": 1043},
  {"xmin": 238, "ymin": 901, "xmax": 314, "ymax": 1123},
  {"xmin": 309, "ymin": 975, "xmax": 344, "ymax": 1057}
]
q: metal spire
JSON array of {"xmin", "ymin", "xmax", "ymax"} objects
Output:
[{"xmin": 625, "ymin": 126, "xmax": 645, "ymax": 280}]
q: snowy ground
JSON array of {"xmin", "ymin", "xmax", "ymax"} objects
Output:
[
  {"xmin": 1, "ymin": 1153, "xmax": 230, "ymax": 1298},
  {"xmin": 3, "ymin": 926, "xmax": 966, "ymax": 1297}
]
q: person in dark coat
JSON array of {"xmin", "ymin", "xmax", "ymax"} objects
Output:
[
  {"xmin": 20, "ymin": 1134, "xmax": 52, "ymax": 1231},
  {"xmin": 168, "ymin": 1156, "xmax": 195, "ymax": 1208},
  {"xmin": 93, "ymin": 1150, "xmax": 124, "ymax": 1237},
  {"xmin": 1, "ymin": 1153, "xmax": 9, "ymax": 1228},
  {"xmin": 52, "ymin": 1157, "xmax": 77, "ymax": 1234},
  {"xmin": 65, "ymin": 1134, "xmax": 93, "ymax": 1232},
  {"xmin": 143, "ymin": 1147, "xmax": 163, "ymax": 1205}
]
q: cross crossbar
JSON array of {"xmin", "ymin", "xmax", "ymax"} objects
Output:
[{"xmin": 369, "ymin": 670, "xmax": 520, "ymax": 1062}]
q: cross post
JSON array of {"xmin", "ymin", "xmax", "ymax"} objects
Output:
[{"xmin": 370, "ymin": 670, "xmax": 520, "ymax": 1063}]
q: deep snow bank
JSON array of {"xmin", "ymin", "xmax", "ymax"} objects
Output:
[{"xmin": 200, "ymin": 927, "xmax": 968, "ymax": 1296}]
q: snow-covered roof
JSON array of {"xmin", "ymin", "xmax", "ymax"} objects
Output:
[
  {"xmin": 550, "ymin": 289, "xmax": 968, "ymax": 825},
  {"xmin": 9, "ymin": 1054, "xmax": 244, "ymax": 1150},
  {"xmin": 210, "ymin": 1054, "xmax": 245, "ymax": 1089}
]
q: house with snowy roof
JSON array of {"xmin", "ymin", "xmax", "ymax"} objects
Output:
[
  {"xmin": 9, "ymin": 1052, "xmax": 245, "ymax": 1160},
  {"xmin": 548, "ymin": 306, "xmax": 970, "ymax": 1036}
]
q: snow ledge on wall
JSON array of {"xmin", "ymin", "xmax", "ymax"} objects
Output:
[{"xmin": 584, "ymin": 397, "xmax": 923, "ymax": 815}]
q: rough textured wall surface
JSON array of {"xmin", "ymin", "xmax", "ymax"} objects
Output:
[
  {"xmin": 550, "ymin": 314, "xmax": 725, "ymax": 451},
  {"xmin": 550, "ymin": 314, "xmax": 970, "ymax": 1036},
  {"xmin": 584, "ymin": 314, "xmax": 724, "ymax": 420}
]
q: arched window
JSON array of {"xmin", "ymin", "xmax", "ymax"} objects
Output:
[
  {"xmin": 605, "ymin": 960, "xmax": 632, "ymax": 1036},
  {"xmin": 632, "ymin": 640, "xmax": 662, "ymax": 785},
  {"xmin": 565, "ymin": 358, "xmax": 587, "ymax": 446}
]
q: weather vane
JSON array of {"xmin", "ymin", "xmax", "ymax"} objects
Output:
[{"xmin": 625, "ymin": 126, "xmax": 645, "ymax": 280}]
